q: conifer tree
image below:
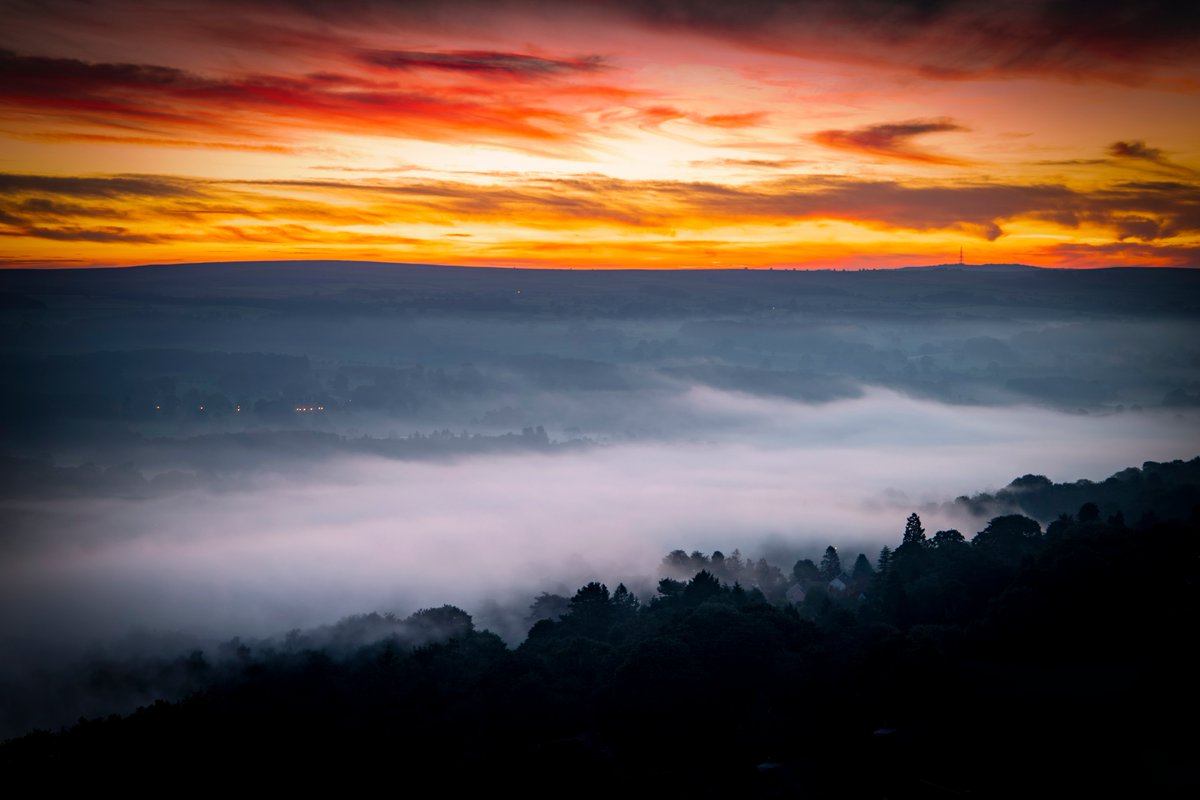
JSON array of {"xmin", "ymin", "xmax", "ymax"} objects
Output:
[
  {"xmin": 819, "ymin": 545, "xmax": 842, "ymax": 579},
  {"xmin": 902, "ymin": 512, "xmax": 927, "ymax": 547}
]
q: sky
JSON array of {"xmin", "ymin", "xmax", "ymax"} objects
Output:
[{"xmin": 1, "ymin": 0, "xmax": 1199, "ymax": 269}]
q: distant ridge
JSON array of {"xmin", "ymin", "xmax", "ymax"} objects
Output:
[
  {"xmin": 897, "ymin": 263, "xmax": 1043, "ymax": 273},
  {"xmin": 123, "ymin": 260, "xmax": 1048, "ymax": 274},
  {"xmin": 8, "ymin": 259, "xmax": 1198, "ymax": 274}
]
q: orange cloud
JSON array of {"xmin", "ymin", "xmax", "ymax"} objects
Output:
[
  {"xmin": 3, "ymin": 171, "xmax": 1197, "ymax": 266},
  {"xmin": 696, "ymin": 112, "xmax": 766, "ymax": 128}
]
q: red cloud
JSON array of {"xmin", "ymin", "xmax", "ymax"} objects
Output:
[{"xmin": 0, "ymin": 51, "xmax": 602, "ymax": 153}]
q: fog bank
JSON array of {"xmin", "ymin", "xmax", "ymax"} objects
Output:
[{"xmin": 2, "ymin": 388, "xmax": 1193, "ymax": 652}]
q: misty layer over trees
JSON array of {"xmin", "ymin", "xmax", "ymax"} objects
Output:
[
  {"xmin": 2, "ymin": 464, "xmax": 1196, "ymax": 795},
  {"xmin": 1, "ymin": 262, "xmax": 1199, "ymax": 789},
  {"xmin": 3, "ymin": 456, "xmax": 1195, "ymax": 740}
]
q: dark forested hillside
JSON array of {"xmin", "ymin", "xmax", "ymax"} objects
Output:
[
  {"xmin": 949, "ymin": 456, "xmax": 1200, "ymax": 523},
  {"xmin": 4, "ymin": 461, "xmax": 1197, "ymax": 796}
]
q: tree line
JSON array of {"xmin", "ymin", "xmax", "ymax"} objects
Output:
[{"xmin": 3, "ymin": 500, "xmax": 1198, "ymax": 795}]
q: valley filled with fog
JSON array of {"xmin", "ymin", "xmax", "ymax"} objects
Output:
[{"xmin": 1, "ymin": 262, "xmax": 1198, "ymax": 736}]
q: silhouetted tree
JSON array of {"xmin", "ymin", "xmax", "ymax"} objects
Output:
[
  {"xmin": 792, "ymin": 558, "xmax": 820, "ymax": 583},
  {"xmin": 709, "ymin": 550, "xmax": 726, "ymax": 579},
  {"xmin": 819, "ymin": 546, "xmax": 842, "ymax": 580},
  {"xmin": 727, "ymin": 549, "xmax": 745, "ymax": 572},
  {"xmin": 657, "ymin": 578, "xmax": 685, "ymax": 598},
  {"xmin": 662, "ymin": 549, "xmax": 691, "ymax": 575},
  {"xmin": 567, "ymin": 582, "xmax": 612, "ymax": 633},
  {"xmin": 1078, "ymin": 502, "xmax": 1101, "ymax": 523},
  {"xmin": 752, "ymin": 558, "xmax": 788, "ymax": 600},
  {"xmin": 612, "ymin": 583, "xmax": 640, "ymax": 615},
  {"xmin": 1046, "ymin": 513, "xmax": 1074, "ymax": 540},
  {"xmin": 903, "ymin": 513, "xmax": 927, "ymax": 547},
  {"xmin": 877, "ymin": 546, "xmax": 893, "ymax": 575},
  {"xmin": 528, "ymin": 592, "xmax": 570, "ymax": 624},
  {"xmin": 729, "ymin": 582, "xmax": 747, "ymax": 604},
  {"xmin": 931, "ymin": 529, "xmax": 965, "ymax": 549},
  {"xmin": 973, "ymin": 514, "xmax": 1042, "ymax": 561},
  {"xmin": 683, "ymin": 570, "xmax": 722, "ymax": 604},
  {"xmin": 406, "ymin": 606, "xmax": 474, "ymax": 638},
  {"xmin": 851, "ymin": 553, "xmax": 875, "ymax": 580},
  {"xmin": 661, "ymin": 549, "xmax": 710, "ymax": 580}
]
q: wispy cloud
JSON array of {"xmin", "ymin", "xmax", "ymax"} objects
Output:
[
  {"xmin": 358, "ymin": 49, "xmax": 606, "ymax": 78},
  {"xmin": 812, "ymin": 118, "xmax": 968, "ymax": 165},
  {"xmin": 1108, "ymin": 140, "xmax": 1196, "ymax": 175},
  {"xmin": 7, "ymin": 1, "xmax": 1198, "ymax": 83}
]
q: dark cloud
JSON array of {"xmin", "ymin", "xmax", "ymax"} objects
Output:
[
  {"xmin": 1033, "ymin": 158, "xmax": 1110, "ymax": 167},
  {"xmin": 615, "ymin": 0, "xmax": 1200, "ymax": 83},
  {"xmin": 0, "ymin": 48, "xmax": 200, "ymax": 94},
  {"xmin": 167, "ymin": 0, "xmax": 1200, "ymax": 84},
  {"xmin": 11, "ymin": 197, "xmax": 128, "ymax": 220},
  {"xmin": 0, "ymin": 173, "xmax": 204, "ymax": 199},
  {"xmin": 0, "ymin": 225, "xmax": 161, "ymax": 243},
  {"xmin": 1036, "ymin": 145, "xmax": 1197, "ymax": 179},
  {"xmin": 1088, "ymin": 181, "xmax": 1200, "ymax": 239},
  {"xmin": 1039, "ymin": 241, "xmax": 1200, "ymax": 267},
  {"xmin": 1108, "ymin": 140, "xmax": 1195, "ymax": 176},
  {"xmin": 7, "ymin": 2, "xmax": 1196, "ymax": 90},
  {"xmin": 1110, "ymin": 140, "xmax": 1168, "ymax": 163},
  {"xmin": 812, "ymin": 118, "xmax": 968, "ymax": 165},
  {"xmin": 0, "ymin": 256, "xmax": 87, "ymax": 266},
  {"xmin": 358, "ymin": 49, "xmax": 606, "ymax": 78}
]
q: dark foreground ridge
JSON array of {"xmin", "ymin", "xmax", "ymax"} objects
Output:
[{"xmin": 3, "ymin": 458, "xmax": 1198, "ymax": 796}]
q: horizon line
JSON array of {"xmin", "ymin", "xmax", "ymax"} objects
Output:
[{"xmin": 4, "ymin": 258, "xmax": 1198, "ymax": 273}]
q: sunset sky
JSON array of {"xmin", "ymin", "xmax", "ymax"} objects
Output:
[{"xmin": 2, "ymin": 0, "xmax": 1198, "ymax": 269}]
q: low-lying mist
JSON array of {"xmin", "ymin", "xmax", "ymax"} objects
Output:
[{"xmin": 2, "ymin": 386, "xmax": 1192, "ymax": 656}]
